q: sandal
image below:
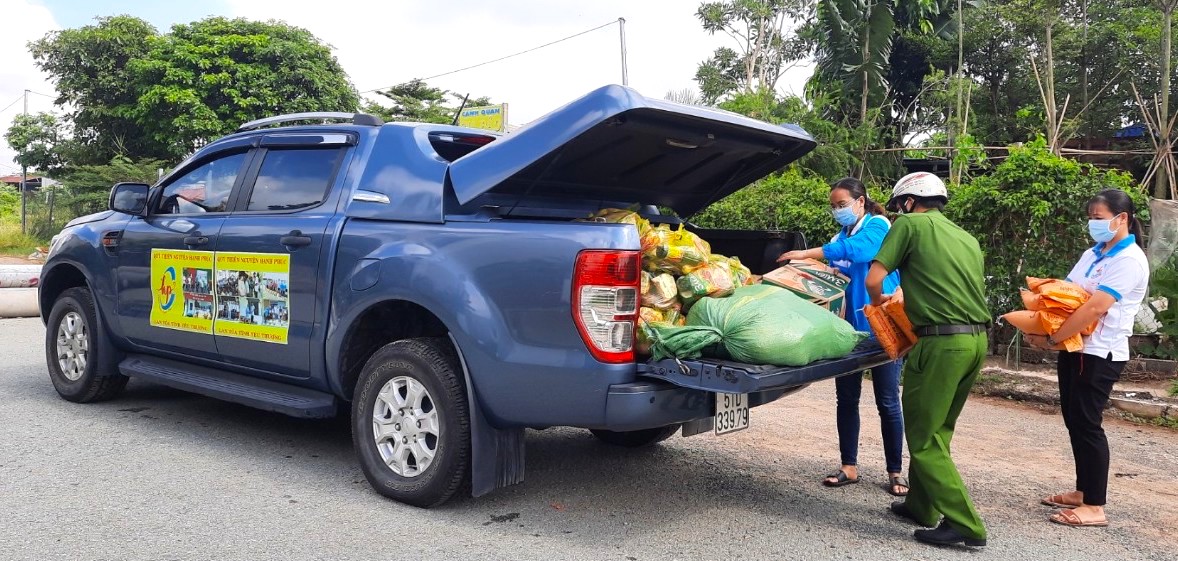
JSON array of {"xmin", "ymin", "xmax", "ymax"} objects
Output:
[
  {"xmin": 822, "ymin": 469, "xmax": 859, "ymax": 487},
  {"xmin": 1041, "ymin": 494, "xmax": 1082, "ymax": 509},
  {"xmin": 1050, "ymin": 508, "xmax": 1109, "ymax": 528},
  {"xmin": 888, "ymin": 474, "xmax": 910, "ymax": 497}
]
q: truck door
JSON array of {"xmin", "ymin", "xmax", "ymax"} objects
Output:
[
  {"xmin": 116, "ymin": 148, "xmax": 254, "ymax": 360},
  {"xmin": 210, "ymin": 135, "xmax": 352, "ymax": 380}
]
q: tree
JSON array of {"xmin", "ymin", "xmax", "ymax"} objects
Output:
[
  {"xmin": 29, "ymin": 15, "xmax": 158, "ymax": 165},
  {"xmin": 4, "ymin": 112, "xmax": 63, "ymax": 176},
  {"xmin": 361, "ymin": 80, "xmax": 491, "ymax": 124},
  {"xmin": 57, "ymin": 156, "xmax": 167, "ymax": 219},
  {"xmin": 361, "ymin": 80, "xmax": 492, "ymax": 124},
  {"xmin": 1156, "ymin": 0, "xmax": 1178, "ymax": 198},
  {"xmin": 130, "ymin": 17, "xmax": 360, "ymax": 158},
  {"xmin": 665, "ymin": 88, "xmax": 704, "ymax": 105},
  {"xmin": 694, "ymin": 0, "xmax": 815, "ymax": 103},
  {"xmin": 31, "ymin": 16, "xmax": 360, "ymax": 162}
]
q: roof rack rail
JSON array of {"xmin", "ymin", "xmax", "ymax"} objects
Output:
[{"xmin": 236, "ymin": 112, "xmax": 384, "ymax": 132}]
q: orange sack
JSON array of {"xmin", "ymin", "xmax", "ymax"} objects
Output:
[
  {"xmin": 865, "ymin": 299, "xmax": 918, "ymax": 360},
  {"xmin": 1019, "ymin": 290, "xmax": 1043, "ymax": 311},
  {"xmin": 1002, "ymin": 310, "xmax": 1049, "ymax": 335}
]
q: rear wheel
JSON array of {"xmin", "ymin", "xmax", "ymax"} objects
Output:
[
  {"xmin": 590, "ymin": 425, "xmax": 681, "ymax": 447},
  {"xmin": 44, "ymin": 287, "xmax": 127, "ymax": 402},
  {"xmin": 352, "ymin": 338, "xmax": 470, "ymax": 508}
]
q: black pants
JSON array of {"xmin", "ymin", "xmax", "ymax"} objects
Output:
[{"xmin": 1057, "ymin": 351, "xmax": 1125, "ymax": 506}]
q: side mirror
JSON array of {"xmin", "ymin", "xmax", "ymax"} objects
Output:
[{"xmin": 109, "ymin": 182, "xmax": 150, "ymax": 215}]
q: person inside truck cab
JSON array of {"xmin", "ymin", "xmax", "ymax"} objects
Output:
[{"xmin": 777, "ymin": 177, "xmax": 907, "ymax": 497}]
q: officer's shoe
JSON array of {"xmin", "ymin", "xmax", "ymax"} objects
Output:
[
  {"xmin": 889, "ymin": 501, "xmax": 930, "ymax": 526},
  {"xmin": 913, "ymin": 521, "xmax": 987, "ymax": 547}
]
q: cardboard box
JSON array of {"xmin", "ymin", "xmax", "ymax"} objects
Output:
[{"xmin": 761, "ymin": 258, "xmax": 850, "ymax": 318}]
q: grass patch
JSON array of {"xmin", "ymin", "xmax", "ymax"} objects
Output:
[
  {"xmin": 1120, "ymin": 412, "xmax": 1178, "ymax": 430},
  {"xmin": 1170, "ymin": 379, "xmax": 1178, "ymax": 398},
  {"xmin": 0, "ymin": 221, "xmax": 49, "ymax": 257}
]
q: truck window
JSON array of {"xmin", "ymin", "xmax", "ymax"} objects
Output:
[
  {"xmin": 157, "ymin": 152, "xmax": 248, "ymax": 215},
  {"xmin": 246, "ymin": 148, "xmax": 344, "ymax": 211}
]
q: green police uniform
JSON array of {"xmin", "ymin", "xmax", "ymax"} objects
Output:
[{"xmin": 874, "ymin": 209, "xmax": 990, "ymax": 541}]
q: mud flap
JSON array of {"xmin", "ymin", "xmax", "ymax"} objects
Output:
[{"xmin": 449, "ymin": 334, "xmax": 525, "ymax": 497}]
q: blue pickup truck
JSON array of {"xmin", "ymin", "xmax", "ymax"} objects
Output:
[{"xmin": 40, "ymin": 85, "xmax": 889, "ymax": 507}]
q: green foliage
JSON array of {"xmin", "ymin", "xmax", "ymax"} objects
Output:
[
  {"xmin": 947, "ymin": 138, "xmax": 1146, "ymax": 317},
  {"xmin": 57, "ymin": 156, "xmax": 168, "ymax": 219},
  {"xmin": 1141, "ymin": 252, "xmax": 1178, "ymax": 359},
  {"xmin": 693, "ymin": 0, "xmax": 814, "ymax": 103},
  {"xmin": 4, "ymin": 112, "xmax": 64, "ymax": 175},
  {"xmin": 362, "ymin": 80, "xmax": 492, "ymax": 124},
  {"xmin": 130, "ymin": 17, "xmax": 360, "ymax": 158},
  {"xmin": 31, "ymin": 16, "xmax": 359, "ymax": 162},
  {"xmin": 0, "ymin": 219, "xmax": 47, "ymax": 256},
  {"xmin": 29, "ymin": 15, "xmax": 158, "ymax": 165},
  {"xmin": 1170, "ymin": 379, "xmax": 1177, "ymax": 398},
  {"xmin": 692, "ymin": 167, "xmax": 891, "ymax": 245}
]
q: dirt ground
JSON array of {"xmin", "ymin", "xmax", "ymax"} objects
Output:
[{"xmin": 0, "ymin": 256, "xmax": 43, "ymax": 265}]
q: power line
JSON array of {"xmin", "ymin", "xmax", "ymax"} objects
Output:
[
  {"xmin": 359, "ymin": 19, "xmax": 620, "ymax": 94},
  {"xmin": 26, "ymin": 90, "xmax": 56, "ymax": 99},
  {"xmin": 0, "ymin": 95, "xmax": 24, "ymax": 115}
]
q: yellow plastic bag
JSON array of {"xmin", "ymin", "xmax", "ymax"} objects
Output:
[{"xmin": 643, "ymin": 273, "xmax": 679, "ymax": 310}]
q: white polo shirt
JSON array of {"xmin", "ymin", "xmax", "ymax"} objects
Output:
[{"xmin": 1065, "ymin": 235, "xmax": 1150, "ymax": 361}]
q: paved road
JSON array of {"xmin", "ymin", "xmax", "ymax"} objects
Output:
[{"xmin": 1, "ymin": 317, "xmax": 1175, "ymax": 561}]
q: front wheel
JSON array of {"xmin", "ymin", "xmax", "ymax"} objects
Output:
[
  {"xmin": 352, "ymin": 338, "xmax": 470, "ymax": 508},
  {"xmin": 590, "ymin": 425, "xmax": 681, "ymax": 447},
  {"xmin": 44, "ymin": 287, "xmax": 127, "ymax": 403}
]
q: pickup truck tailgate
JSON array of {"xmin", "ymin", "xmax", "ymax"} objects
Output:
[{"xmin": 637, "ymin": 339, "xmax": 892, "ymax": 394}]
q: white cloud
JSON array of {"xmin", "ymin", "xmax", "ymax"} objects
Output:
[
  {"xmin": 0, "ymin": 0, "xmax": 60, "ymax": 175},
  {"xmin": 225, "ymin": 0, "xmax": 814, "ymax": 126}
]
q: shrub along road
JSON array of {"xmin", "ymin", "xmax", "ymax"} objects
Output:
[{"xmin": 0, "ymin": 317, "xmax": 1174, "ymax": 560}]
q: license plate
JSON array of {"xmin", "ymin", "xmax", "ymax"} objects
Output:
[{"xmin": 714, "ymin": 392, "xmax": 749, "ymax": 435}]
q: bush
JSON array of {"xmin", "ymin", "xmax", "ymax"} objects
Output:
[
  {"xmin": 692, "ymin": 167, "xmax": 890, "ymax": 247},
  {"xmin": 0, "ymin": 220, "xmax": 48, "ymax": 255},
  {"xmin": 947, "ymin": 138, "xmax": 1147, "ymax": 318}
]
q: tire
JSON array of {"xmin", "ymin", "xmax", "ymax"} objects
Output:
[
  {"xmin": 590, "ymin": 425, "xmax": 681, "ymax": 448},
  {"xmin": 352, "ymin": 337, "xmax": 470, "ymax": 508},
  {"xmin": 44, "ymin": 286, "xmax": 127, "ymax": 403}
]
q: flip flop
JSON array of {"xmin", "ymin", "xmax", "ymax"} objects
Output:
[
  {"xmin": 1050, "ymin": 508, "xmax": 1109, "ymax": 528},
  {"xmin": 1041, "ymin": 494, "xmax": 1082, "ymax": 509},
  {"xmin": 822, "ymin": 470, "xmax": 859, "ymax": 487},
  {"xmin": 888, "ymin": 474, "xmax": 910, "ymax": 497}
]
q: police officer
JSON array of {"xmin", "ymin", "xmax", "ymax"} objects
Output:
[{"xmin": 866, "ymin": 172, "xmax": 990, "ymax": 548}]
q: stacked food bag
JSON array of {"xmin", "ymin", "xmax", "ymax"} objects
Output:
[
  {"xmin": 648, "ymin": 284, "xmax": 867, "ymax": 366},
  {"xmin": 583, "ymin": 208, "xmax": 755, "ymax": 356},
  {"xmin": 863, "ymin": 298, "xmax": 917, "ymax": 360},
  {"xmin": 1001, "ymin": 276, "xmax": 1098, "ymax": 352}
]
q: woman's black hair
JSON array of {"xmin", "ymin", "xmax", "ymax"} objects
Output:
[
  {"xmin": 1088, "ymin": 189, "xmax": 1145, "ymax": 247},
  {"xmin": 830, "ymin": 177, "xmax": 886, "ymax": 215}
]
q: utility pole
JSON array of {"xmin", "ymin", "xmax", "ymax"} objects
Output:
[
  {"xmin": 618, "ymin": 18, "xmax": 629, "ymax": 86},
  {"xmin": 20, "ymin": 89, "xmax": 28, "ymax": 235}
]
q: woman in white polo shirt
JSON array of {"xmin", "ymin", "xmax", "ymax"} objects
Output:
[{"xmin": 1027, "ymin": 189, "xmax": 1150, "ymax": 528}]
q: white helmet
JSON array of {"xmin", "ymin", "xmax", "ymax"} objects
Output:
[{"xmin": 887, "ymin": 172, "xmax": 948, "ymax": 211}]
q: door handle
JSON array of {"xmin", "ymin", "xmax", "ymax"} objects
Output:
[
  {"xmin": 280, "ymin": 230, "xmax": 313, "ymax": 248},
  {"xmin": 183, "ymin": 235, "xmax": 210, "ymax": 247}
]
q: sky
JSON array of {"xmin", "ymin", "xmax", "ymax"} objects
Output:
[{"xmin": 1, "ymin": 0, "xmax": 814, "ymax": 175}]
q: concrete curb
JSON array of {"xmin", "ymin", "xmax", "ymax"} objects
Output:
[
  {"xmin": 980, "ymin": 366, "xmax": 1175, "ymax": 421},
  {"xmin": 1109, "ymin": 397, "xmax": 1173, "ymax": 420},
  {"xmin": 0, "ymin": 288, "xmax": 39, "ymax": 318},
  {"xmin": 0, "ymin": 265, "xmax": 42, "ymax": 289}
]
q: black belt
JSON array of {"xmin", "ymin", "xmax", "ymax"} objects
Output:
[{"xmin": 914, "ymin": 324, "xmax": 988, "ymax": 337}]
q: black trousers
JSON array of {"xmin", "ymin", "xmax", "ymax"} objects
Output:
[{"xmin": 1057, "ymin": 351, "xmax": 1125, "ymax": 506}]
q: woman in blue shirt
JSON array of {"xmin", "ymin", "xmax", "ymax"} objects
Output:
[{"xmin": 779, "ymin": 177, "xmax": 907, "ymax": 496}]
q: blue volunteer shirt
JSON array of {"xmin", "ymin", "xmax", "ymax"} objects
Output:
[{"xmin": 822, "ymin": 214, "xmax": 901, "ymax": 333}]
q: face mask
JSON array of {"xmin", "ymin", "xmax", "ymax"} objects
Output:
[
  {"xmin": 833, "ymin": 203, "xmax": 859, "ymax": 227},
  {"xmin": 1088, "ymin": 218, "xmax": 1116, "ymax": 243}
]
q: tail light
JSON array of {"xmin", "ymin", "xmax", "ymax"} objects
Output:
[{"xmin": 572, "ymin": 250, "xmax": 641, "ymax": 363}]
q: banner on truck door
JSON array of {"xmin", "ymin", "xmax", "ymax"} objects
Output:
[
  {"xmin": 213, "ymin": 252, "xmax": 290, "ymax": 344},
  {"xmin": 150, "ymin": 250, "xmax": 290, "ymax": 344},
  {"xmin": 151, "ymin": 249, "xmax": 216, "ymax": 334}
]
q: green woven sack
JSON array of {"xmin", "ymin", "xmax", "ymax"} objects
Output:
[{"xmin": 650, "ymin": 284, "xmax": 866, "ymax": 366}]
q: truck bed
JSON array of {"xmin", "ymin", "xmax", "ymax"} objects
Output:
[{"xmin": 637, "ymin": 339, "xmax": 892, "ymax": 394}]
